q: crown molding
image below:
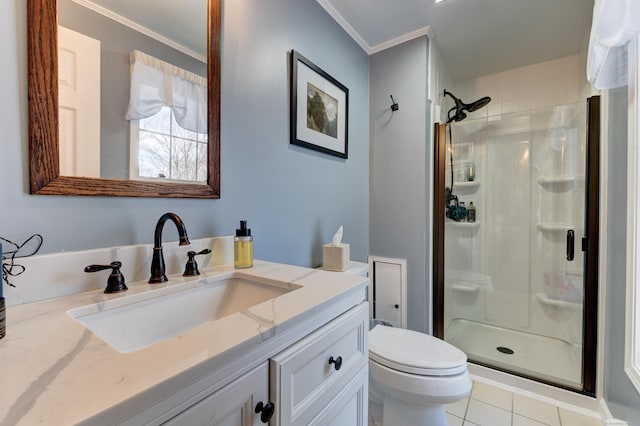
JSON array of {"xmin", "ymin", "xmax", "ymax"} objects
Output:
[{"xmin": 71, "ymin": 0, "xmax": 206, "ymax": 63}]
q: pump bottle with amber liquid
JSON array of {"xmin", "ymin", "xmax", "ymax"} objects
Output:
[{"xmin": 234, "ymin": 220, "xmax": 253, "ymax": 269}]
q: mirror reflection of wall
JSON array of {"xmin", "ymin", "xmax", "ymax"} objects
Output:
[{"xmin": 57, "ymin": 0, "xmax": 207, "ymax": 180}]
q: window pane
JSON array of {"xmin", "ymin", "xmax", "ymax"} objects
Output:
[
  {"xmin": 135, "ymin": 106, "xmax": 207, "ymax": 182},
  {"xmin": 196, "ymin": 141, "xmax": 207, "ymax": 182},
  {"xmin": 139, "ymin": 106, "xmax": 171, "ymax": 133},
  {"xmin": 139, "ymin": 131, "xmax": 171, "ymax": 178},
  {"xmin": 171, "ymin": 138, "xmax": 198, "ymax": 181},
  {"xmin": 171, "ymin": 111, "xmax": 199, "ymax": 140}
]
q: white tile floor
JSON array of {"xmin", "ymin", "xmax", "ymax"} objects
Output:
[{"xmin": 446, "ymin": 380, "xmax": 603, "ymax": 426}]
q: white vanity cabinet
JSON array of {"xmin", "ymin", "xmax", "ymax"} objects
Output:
[
  {"xmin": 155, "ymin": 302, "xmax": 369, "ymax": 426},
  {"xmin": 4, "ymin": 259, "xmax": 370, "ymax": 426}
]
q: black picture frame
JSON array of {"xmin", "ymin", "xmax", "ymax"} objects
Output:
[{"xmin": 290, "ymin": 50, "xmax": 349, "ymax": 159}]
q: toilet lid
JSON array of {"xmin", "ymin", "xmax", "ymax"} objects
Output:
[{"xmin": 369, "ymin": 326, "xmax": 468, "ymax": 376}]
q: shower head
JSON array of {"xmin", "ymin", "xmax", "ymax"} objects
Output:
[
  {"xmin": 444, "ymin": 89, "xmax": 491, "ymax": 123},
  {"xmin": 467, "ymin": 96, "xmax": 492, "ymax": 112}
]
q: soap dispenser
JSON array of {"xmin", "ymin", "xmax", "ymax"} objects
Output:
[{"xmin": 234, "ymin": 220, "xmax": 253, "ymax": 269}]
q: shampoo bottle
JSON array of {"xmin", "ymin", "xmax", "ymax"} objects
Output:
[
  {"xmin": 234, "ymin": 220, "xmax": 253, "ymax": 269},
  {"xmin": 466, "ymin": 162, "xmax": 476, "ymax": 181},
  {"xmin": 467, "ymin": 202, "xmax": 476, "ymax": 222}
]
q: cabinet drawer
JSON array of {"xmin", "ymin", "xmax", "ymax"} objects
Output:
[{"xmin": 271, "ymin": 302, "xmax": 368, "ymax": 426}]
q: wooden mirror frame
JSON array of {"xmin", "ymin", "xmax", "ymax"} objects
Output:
[{"xmin": 27, "ymin": 0, "xmax": 221, "ymax": 198}]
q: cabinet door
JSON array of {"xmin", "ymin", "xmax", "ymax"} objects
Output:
[
  {"xmin": 371, "ymin": 259, "xmax": 405, "ymax": 327},
  {"xmin": 163, "ymin": 363, "xmax": 270, "ymax": 426},
  {"xmin": 271, "ymin": 303, "xmax": 368, "ymax": 425},
  {"xmin": 309, "ymin": 366, "xmax": 368, "ymax": 426}
]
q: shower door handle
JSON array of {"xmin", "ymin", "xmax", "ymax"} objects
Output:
[{"xmin": 566, "ymin": 230, "xmax": 575, "ymax": 261}]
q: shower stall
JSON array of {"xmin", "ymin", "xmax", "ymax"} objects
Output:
[{"xmin": 433, "ymin": 97, "xmax": 600, "ymax": 394}]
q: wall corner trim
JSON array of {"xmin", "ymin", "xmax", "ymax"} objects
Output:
[
  {"xmin": 316, "ymin": 0, "xmax": 372, "ymax": 54},
  {"xmin": 369, "ymin": 27, "xmax": 431, "ymax": 55}
]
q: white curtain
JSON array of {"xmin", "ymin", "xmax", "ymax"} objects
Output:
[
  {"xmin": 587, "ymin": 0, "xmax": 640, "ymax": 89},
  {"xmin": 126, "ymin": 50, "xmax": 207, "ymax": 133}
]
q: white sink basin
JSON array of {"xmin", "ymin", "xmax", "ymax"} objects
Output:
[{"xmin": 67, "ymin": 273, "xmax": 300, "ymax": 353}]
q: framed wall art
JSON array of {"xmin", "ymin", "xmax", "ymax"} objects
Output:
[{"xmin": 290, "ymin": 50, "xmax": 348, "ymax": 159}]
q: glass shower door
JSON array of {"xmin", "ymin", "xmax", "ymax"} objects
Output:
[{"xmin": 435, "ymin": 98, "xmax": 599, "ymax": 393}]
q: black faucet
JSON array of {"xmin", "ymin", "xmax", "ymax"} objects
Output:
[{"xmin": 149, "ymin": 212, "xmax": 191, "ymax": 283}]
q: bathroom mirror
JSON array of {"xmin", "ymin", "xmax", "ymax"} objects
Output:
[{"xmin": 27, "ymin": 0, "xmax": 221, "ymax": 198}]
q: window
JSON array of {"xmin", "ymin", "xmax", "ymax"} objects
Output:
[
  {"xmin": 130, "ymin": 106, "xmax": 207, "ymax": 183},
  {"xmin": 125, "ymin": 50, "xmax": 207, "ymax": 183}
]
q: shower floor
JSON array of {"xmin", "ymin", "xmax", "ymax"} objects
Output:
[{"xmin": 445, "ymin": 319, "xmax": 582, "ymax": 389}]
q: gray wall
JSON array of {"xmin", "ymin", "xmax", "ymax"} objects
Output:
[
  {"xmin": 0, "ymin": 0, "xmax": 369, "ymax": 269},
  {"xmin": 369, "ymin": 37, "xmax": 429, "ymax": 332},
  {"xmin": 58, "ymin": 0, "xmax": 207, "ymax": 179},
  {"xmin": 604, "ymin": 87, "xmax": 640, "ymax": 423}
]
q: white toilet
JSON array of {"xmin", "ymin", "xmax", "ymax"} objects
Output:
[{"xmin": 368, "ymin": 325, "xmax": 471, "ymax": 426}]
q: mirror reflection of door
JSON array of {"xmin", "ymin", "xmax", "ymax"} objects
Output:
[{"xmin": 58, "ymin": 25, "xmax": 101, "ymax": 178}]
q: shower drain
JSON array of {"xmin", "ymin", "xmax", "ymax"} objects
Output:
[{"xmin": 496, "ymin": 346, "xmax": 515, "ymax": 355}]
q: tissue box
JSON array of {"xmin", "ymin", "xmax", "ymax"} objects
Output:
[{"xmin": 323, "ymin": 243, "xmax": 350, "ymax": 272}]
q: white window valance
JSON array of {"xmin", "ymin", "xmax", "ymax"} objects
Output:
[
  {"xmin": 587, "ymin": 0, "xmax": 640, "ymax": 89},
  {"xmin": 126, "ymin": 50, "xmax": 207, "ymax": 133}
]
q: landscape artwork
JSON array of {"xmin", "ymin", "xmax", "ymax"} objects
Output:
[
  {"xmin": 290, "ymin": 50, "xmax": 348, "ymax": 159},
  {"xmin": 306, "ymin": 83, "xmax": 338, "ymax": 139}
]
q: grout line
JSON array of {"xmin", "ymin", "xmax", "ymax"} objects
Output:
[
  {"xmin": 470, "ymin": 379, "xmax": 598, "ymax": 426},
  {"xmin": 464, "ymin": 381, "xmax": 474, "ymax": 420},
  {"xmin": 517, "ymin": 412, "xmax": 558, "ymax": 426},
  {"xmin": 511, "ymin": 388, "xmax": 514, "ymax": 426},
  {"xmin": 469, "ymin": 372, "xmax": 602, "ymax": 418},
  {"xmin": 468, "ymin": 389, "xmax": 513, "ymax": 412},
  {"xmin": 558, "ymin": 405, "xmax": 563, "ymax": 425}
]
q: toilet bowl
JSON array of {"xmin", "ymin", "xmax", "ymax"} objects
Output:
[{"xmin": 368, "ymin": 325, "xmax": 471, "ymax": 426}]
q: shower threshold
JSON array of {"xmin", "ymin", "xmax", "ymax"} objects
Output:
[{"xmin": 445, "ymin": 319, "xmax": 582, "ymax": 389}]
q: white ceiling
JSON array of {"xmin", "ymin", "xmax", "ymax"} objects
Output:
[{"xmin": 318, "ymin": 0, "xmax": 595, "ymax": 81}]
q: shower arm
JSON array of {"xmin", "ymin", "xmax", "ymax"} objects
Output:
[
  {"xmin": 443, "ymin": 89, "xmax": 491, "ymax": 205},
  {"xmin": 447, "ymin": 123, "xmax": 455, "ymax": 205}
]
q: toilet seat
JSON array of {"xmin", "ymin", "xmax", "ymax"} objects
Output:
[{"xmin": 369, "ymin": 325, "xmax": 467, "ymax": 376}]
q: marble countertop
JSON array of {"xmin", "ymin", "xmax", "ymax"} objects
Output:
[{"xmin": 0, "ymin": 261, "xmax": 368, "ymax": 425}]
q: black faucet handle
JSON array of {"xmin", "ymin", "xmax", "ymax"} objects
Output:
[
  {"xmin": 84, "ymin": 261, "xmax": 128, "ymax": 294},
  {"xmin": 183, "ymin": 249, "xmax": 211, "ymax": 277}
]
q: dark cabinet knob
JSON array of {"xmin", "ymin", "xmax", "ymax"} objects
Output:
[
  {"xmin": 328, "ymin": 356, "xmax": 343, "ymax": 371},
  {"xmin": 255, "ymin": 401, "xmax": 275, "ymax": 423},
  {"xmin": 394, "ymin": 304, "xmax": 399, "ymax": 309}
]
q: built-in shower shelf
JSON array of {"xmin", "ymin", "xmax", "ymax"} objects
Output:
[
  {"xmin": 537, "ymin": 176, "xmax": 579, "ymax": 191},
  {"xmin": 446, "ymin": 220, "xmax": 480, "ymax": 229},
  {"xmin": 451, "ymin": 283, "xmax": 481, "ymax": 293},
  {"xmin": 446, "ymin": 270, "xmax": 493, "ymax": 289},
  {"xmin": 536, "ymin": 293, "xmax": 581, "ymax": 310},
  {"xmin": 452, "ymin": 181, "xmax": 481, "ymax": 190},
  {"xmin": 536, "ymin": 223, "xmax": 573, "ymax": 233}
]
